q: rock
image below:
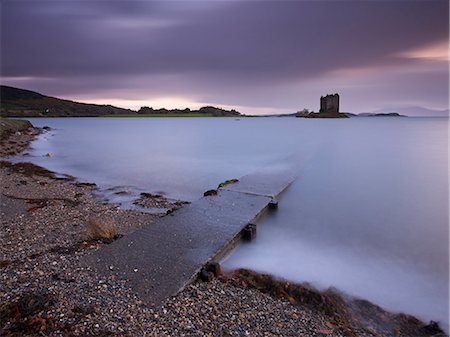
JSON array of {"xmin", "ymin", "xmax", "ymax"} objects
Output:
[
  {"xmin": 205, "ymin": 262, "xmax": 221, "ymax": 277},
  {"xmin": 140, "ymin": 192, "xmax": 163, "ymax": 198},
  {"xmin": 114, "ymin": 190, "xmax": 130, "ymax": 196},
  {"xmin": 199, "ymin": 269, "xmax": 214, "ymax": 282},
  {"xmin": 203, "ymin": 189, "xmax": 218, "ymax": 197}
]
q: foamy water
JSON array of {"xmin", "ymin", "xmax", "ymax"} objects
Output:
[{"xmin": 17, "ymin": 117, "xmax": 449, "ymax": 330}]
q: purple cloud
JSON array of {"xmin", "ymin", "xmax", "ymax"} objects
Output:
[{"xmin": 1, "ymin": 0, "xmax": 448, "ymax": 114}]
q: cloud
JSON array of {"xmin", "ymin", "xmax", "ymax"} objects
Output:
[
  {"xmin": 1, "ymin": 0, "xmax": 448, "ymax": 113},
  {"xmin": 398, "ymin": 41, "xmax": 449, "ymax": 62}
]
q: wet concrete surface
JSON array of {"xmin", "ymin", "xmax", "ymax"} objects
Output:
[
  {"xmin": 87, "ymin": 172, "xmax": 294, "ymax": 307},
  {"xmin": 220, "ymin": 170, "xmax": 295, "ymax": 198}
]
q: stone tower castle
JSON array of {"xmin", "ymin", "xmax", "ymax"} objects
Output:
[{"xmin": 320, "ymin": 93, "xmax": 339, "ymax": 113}]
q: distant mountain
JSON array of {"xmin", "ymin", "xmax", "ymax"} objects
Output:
[
  {"xmin": 372, "ymin": 106, "xmax": 449, "ymax": 117},
  {"xmin": 349, "ymin": 112, "xmax": 406, "ymax": 117},
  {"xmin": 0, "ymin": 86, "xmax": 135, "ymax": 117}
]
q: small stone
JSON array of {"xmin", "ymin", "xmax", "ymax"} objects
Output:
[
  {"xmin": 199, "ymin": 269, "xmax": 213, "ymax": 282},
  {"xmin": 205, "ymin": 262, "xmax": 221, "ymax": 276},
  {"xmin": 203, "ymin": 189, "xmax": 218, "ymax": 197}
]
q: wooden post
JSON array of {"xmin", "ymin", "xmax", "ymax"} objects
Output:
[
  {"xmin": 242, "ymin": 223, "xmax": 256, "ymax": 241},
  {"xmin": 268, "ymin": 199, "xmax": 278, "ymax": 210}
]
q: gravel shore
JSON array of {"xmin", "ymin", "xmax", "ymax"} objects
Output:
[{"xmin": 1, "ymin": 120, "xmax": 447, "ymax": 336}]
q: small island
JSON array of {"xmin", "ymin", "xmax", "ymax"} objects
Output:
[
  {"xmin": 295, "ymin": 93, "xmax": 406, "ymax": 118},
  {"xmin": 296, "ymin": 93, "xmax": 349, "ymax": 118},
  {"xmin": 352, "ymin": 112, "xmax": 406, "ymax": 117}
]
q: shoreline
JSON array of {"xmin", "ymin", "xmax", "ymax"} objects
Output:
[{"xmin": 0, "ymin": 119, "xmax": 447, "ymax": 336}]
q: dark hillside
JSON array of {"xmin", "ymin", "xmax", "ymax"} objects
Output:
[{"xmin": 0, "ymin": 86, "xmax": 135, "ymax": 117}]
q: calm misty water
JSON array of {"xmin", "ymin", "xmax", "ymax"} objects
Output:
[{"xmin": 19, "ymin": 117, "xmax": 449, "ymax": 329}]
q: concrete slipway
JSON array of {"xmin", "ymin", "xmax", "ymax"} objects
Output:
[{"xmin": 87, "ymin": 170, "xmax": 295, "ymax": 306}]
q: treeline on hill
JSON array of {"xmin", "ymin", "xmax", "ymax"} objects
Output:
[{"xmin": 137, "ymin": 106, "xmax": 241, "ymax": 117}]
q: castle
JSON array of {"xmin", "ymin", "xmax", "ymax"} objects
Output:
[{"xmin": 320, "ymin": 93, "xmax": 339, "ymax": 113}]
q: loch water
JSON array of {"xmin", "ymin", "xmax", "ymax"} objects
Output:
[{"xmin": 19, "ymin": 117, "xmax": 449, "ymax": 329}]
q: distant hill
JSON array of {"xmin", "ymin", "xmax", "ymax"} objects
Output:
[
  {"xmin": 371, "ymin": 106, "xmax": 449, "ymax": 117},
  {"xmin": 137, "ymin": 105, "xmax": 241, "ymax": 117},
  {"xmin": 346, "ymin": 112, "xmax": 406, "ymax": 117},
  {"xmin": 0, "ymin": 86, "xmax": 135, "ymax": 117}
]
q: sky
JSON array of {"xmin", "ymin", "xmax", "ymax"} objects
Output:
[{"xmin": 1, "ymin": 0, "xmax": 449, "ymax": 116}]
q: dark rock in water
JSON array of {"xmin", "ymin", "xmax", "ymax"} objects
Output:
[
  {"xmin": 140, "ymin": 192, "xmax": 163, "ymax": 198},
  {"xmin": 242, "ymin": 223, "xmax": 256, "ymax": 241},
  {"xmin": 203, "ymin": 189, "xmax": 218, "ymax": 197},
  {"xmin": 43, "ymin": 126, "xmax": 51, "ymax": 130},
  {"xmin": 74, "ymin": 181, "xmax": 97, "ymax": 187},
  {"xmin": 114, "ymin": 190, "xmax": 130, "ymax": 196},
  {"xmin": 174, "ymin": 200, "xmax": 190, "ymax": 206},
  {"xmin": 205, "ymin": 262, "xmax": 221, "ymax": 276}
]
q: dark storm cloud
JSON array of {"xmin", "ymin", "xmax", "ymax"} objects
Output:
[
  {"xmin": 2, "ymin": 1, "xmax": 447, "ymax": 78},
  {"xmin": 1, "ymin": 0, "xmax": 448, "ymax": 113}
]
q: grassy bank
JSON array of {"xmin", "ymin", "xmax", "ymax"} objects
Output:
[{"xmin": 0, "ymin": 118, "xmax": 34, "ymax": 138}]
